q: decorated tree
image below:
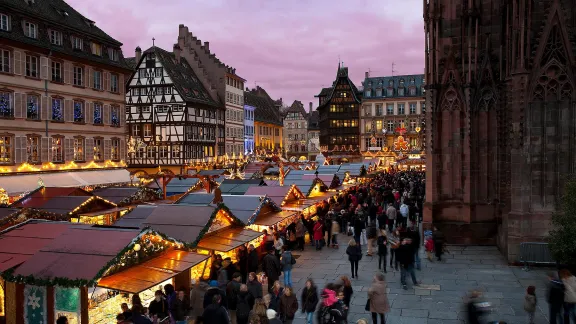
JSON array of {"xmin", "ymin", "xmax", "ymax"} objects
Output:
[{"xmin": 549, "ymin": 178, "xmax": 576, "ymax": 267}]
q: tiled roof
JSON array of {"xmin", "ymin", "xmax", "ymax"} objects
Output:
[
  {"xmin": 363, "ymin": 74, "xmax": 425, "ymax": 99},
  {"xmin": 244, "ymin": 87, "xmax": 282, "ymax": 126},
  {"xmin": 307, "ymin": 111, "xmax": 320, "ymax": 130},
  {"xmin": 316, "ymin": 87, "xmax": 332, "ymax": 97},
  {"xmin": 315, "ymin": 65, "xmax": 362, "ymax": 108},
  {"xmin": 140, "ymin": 46, "xmax": 219, "ymax": 107},
  {"xmin": 284, "ymin": 100, "xmax": 308, "ymax": 118},
  {"xmin": 0, "ymin": 0, "xmax": 131, "ymax": 70},
  {"xmin": 124, "ymin": 57, "xmax": 137, "ymax": 70}
]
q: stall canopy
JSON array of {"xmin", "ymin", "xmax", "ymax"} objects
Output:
[
  {"xmin": 315, "ymin": 165, "xmax": 341, "ymax": 173},
  {"xmin": 243, "ymin": 185, "xmax": 305, "ymax": 207},
  {"xmin": 0, "ymin": 169, "xmax": 132, "ymax": 196},
  {"xmin": 164, "ymin": 178, "xmax": 201, "ymax": 197},
  {"xmin": 13, "ymin": 226, "xmax": 140, "ymax": 281},
  {"xmin": 0, "ymin": 208, "xmax": 20, "ymax": 223},
  {"xmin": 0, "ymin": 221, "xmax": 72, "ymax": 272},
  {"xmin": 218, "ymin": 179, "xmax": 266, "ymax": 195},
  {"xmin": 10, "ymin": 187, "xmax": 92, "ymax": 208},
  {"xmin": 284, "ymin": 178, "xmax": 327, "ymax": 197},
  {"xmin": 97, "ymin": 249, "xmax": 208, "ymax": 294},
  {"xmin": 113, "ymin": 205, "xmax": 157, "ymax": 228},
  {"xmin": 339, "ymin": 163, "xmax": 370, "ymax": 176},
  {"xmin": 28, "ymin": 196, "xmax": 116, "ymax": 216},
  {"xmin": 198, "ymin": 169, "xmax": 230, "ymax": 176},
  {"xmin": 92, "ymin": 187, "xmax": 143, "ymax": 205},
  {"xmin": 175, "ymin": 193, "xmax": 215, "ymax": 206},
  {"xmin": 253, "ymin": 210, "xmax": 297, "ymax": 227},
  {"xmin": 196, "ymin": 227, "xmax": 263, "ymax": 252}
]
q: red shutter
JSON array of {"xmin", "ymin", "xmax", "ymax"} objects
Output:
[
  {"xmin": 104, "ymin": 139, "xmax": 111, "ymax": 161},
  {"xmin": 86, "ymin": 102, "xmax": 93, "ymax": 124},
  {"xmin": 40, "ymin": 57, "xmax": 49, "ymax": 80},
  {"xmin": 65, "ymin": 138, "xmax": 73, "ymax": 162},
  {"xmin": 63, "ymin": 62, "xmax": 71, "ymax": 84},
  {"xmin": 13, "ymin": 51, "xmax": 22, "ymax": 75},
  {"xmin": 119, "ymin": 138, "xmax": 126, "ymax": 162},
  {"xmin": 14, "ymin": 93, "xmax": 23, "ymax": 118},
  {"xmin": 103, "ymin": 104, "xmax": 110, "ymax": 125},
  {"xmin": 64, "ymin": 99, "xmax": 73, "ymax": 122}
]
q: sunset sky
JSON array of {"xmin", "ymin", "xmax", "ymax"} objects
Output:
[{"xmin": 68, "ymin": 0, "xmax": 425, "ymax": 107}]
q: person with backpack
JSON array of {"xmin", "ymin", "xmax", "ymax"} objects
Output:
[
  {"xmin": 317, "ymin": 285, "xmax": 345, "ymax": 324},
  {"xmin": 300, "ymin": 279, "xmax": 319, "ymax": 324},
  {"xmin": 280, "ymin": 245, "xmax": 296, "ymax": 288},
  {"xmin": 376, "ymin": 229, "xmax": 388, "ymax": 272},
  {"xmin": 236, "ymin": 284, "xmax": 254, "ymax": 324}
]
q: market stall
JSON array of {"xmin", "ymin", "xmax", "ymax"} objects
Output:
[
  {"xmin": 113, "ymin": 205, "xmax": 157, "ymax": 228},
  {"xmin": 284, "ymin": 178, "xmax": 328, "ymax": 197},
  {"xmin": 217, "ymin": 179, "xmax": 266, "ymax": 195},
  {"xmin": 92, "ymin": 187, "xmax": 161, "ymax": 206},
  {"xmin": 243, "ymin": 185, "xmax": 305, "ymax": 208},
  {"xmin": 163, "ymin": 177, "xmax": 203, "ymax": 200}
]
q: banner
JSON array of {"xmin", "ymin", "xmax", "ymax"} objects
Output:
[{"xmin": 24, "ymin": 285, "xmax": 46, "ymax": 324}]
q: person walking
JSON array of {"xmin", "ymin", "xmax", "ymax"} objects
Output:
[
  {"xmin": 295, "ymin": 217, "xmax": 306, "ymax": 252},
  {"xmin": 278, "ymin": 287, "xmax": 299, "ymax": 324},
  {"xmin": 263, "ymin": 249, "xmax": 282, "ymax": 292},
  {"xmin": 280, "ymin": 245, "xmax": 295, "ymax": 288},
  {"xmin": 396, "ymin": 238, "xmax": 418, "ymax": 290},
  {"xmin": 548, "ymin": 271, "xmax": 566, "ymax": 324},
  {"xmin": 367, "ymin": 273, "xmax": 390, "ymax": 324},
  {"xmin": 388, "ymin": 230, "xmax": 400, "ymax": 271},
  {"xmin": 301, "ymin": 279, "xmax": 319, "ymax": 324},
  {"xmin": 376, "ymin": 229, "xmax": 388, "ymax": 272},
  {"xmin": 408, "ymin": 226, "xmax": 421, "ymax": 270},
  {"xmin": 313, "ymin": 217, "xmax": 324, "ymax": 250},
  {"xmin": 366, "ymin": 224, "xmax": 378, "ymax": 257},
  {"xmin": 189, "ymin": 281, "xmax": 209, "ymax": 324},
  {"xmin": 270, "ymin": 281, "xmax": 284, "ymax": 313},
  {"xmin": 399, "ymin": 201, "xmax": 409, "ymax": 229},
  {"xmin": 524, "ymin": 285, "xmax": 537, "ymax": 324},
  {"xmin": 236, "ymin": 284, "xmax": 255, "ymax": 324},
  {"xmin": 346, "ymin": 239, "xmax": 362, "ymax": 279},
  {"xmin": 227, "ymin": 273, "xmax": 242, "ymax": 324},
  {"xmin": 247, "ymin": 244, "xmax": 259, "ymax": 275},
  {"xmin": 432, "ymin": 226, "xmax": 445, "ymax": 261},
  {"xmin": 385, "ymin": 203, "xmax": 396, "ymax": 232},
  {"xmin": 148, "ymin": 290, "xmax": 168, "ymax": 320},
  {"xmin": 339, "ymin": 276, "xmax": 353, "ymax": 308},
  {"xmin": 561, "ymin": 269, "xmax": 576, "ymax": 323},
  {"xmin": 331, "ymin": 217, "xmax": 340, "ymax": 248},
  {"xmin": 325, "ymin": 210, "xmax": 334, "ymax": 246},
  {"xmin": 202, "ymin": 295, "xmax": 230, "ymax": 324}
]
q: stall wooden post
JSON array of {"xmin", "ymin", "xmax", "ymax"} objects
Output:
[
  {"xmin": 174, "ymin": 269, "xmax": 191, "ymax": 293},
  {"xmin": 46, "ymin": 286, "xmax": 54, "ymax": 324},
  {"xmin": 80, "ymin": 286, "xmax": 89, "ymax": 324},
  {"xmin": 5, "ymin": 282, "xmax": 23, "ymax": 324}
]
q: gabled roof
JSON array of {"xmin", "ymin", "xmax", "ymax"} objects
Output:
[
  {"xmin": 124, "ymin": 57, "xmax": 137, "ymax": 70},
  {"xmin": 308, "ymin": 111, "xmax": 320, "ymax": 130},
  {"xmin": 244, "ymin": 87, "xmax": 282, "ymax": 126},
  {"xmin": 11, "ymin": 187, "xmax": 92, "ymax": 208},
  {"xmin": 0, "ymin": 0, "xmax": 131, "ymax": 70},
  {"xmin": 363, "ymin": 74, "xmax": 425, "ymax": 98},
  {"xmin": 138, "ymin": 46, "xmax": 219, "ymax": 107},
  {"xmin": 284, "ymin": 100, "xmax": 308, "ymax": 118},
  {"xmin": 316, "ymin": 64, "xmax": 362, "ymax": 109},
  {"xmin": 316, "ymin": 87, "xmax": 332, "ymax": 97}
]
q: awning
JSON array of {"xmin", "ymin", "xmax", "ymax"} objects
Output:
[
  {"xmin": 78, "ymin": 207, "xmax": 131, "ymax": 217},
  {"xmin": 0, "ymin": 169, "xmax": 131, "ymax": 195},
  {"xmin": 196, "ymin": 227, "xmax": 263, "ymax": 252},
  {"xmin": 253, "ymin": 211, "xmax": 296, "ymax": 227},
  {"xmin": 97, "ymin": 250, "xmax": 208, "ymax": 294}
]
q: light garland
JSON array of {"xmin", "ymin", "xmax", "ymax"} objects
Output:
[{"xmin": 0, "ymin": 160, "xmax": 127, "ymax": 174}]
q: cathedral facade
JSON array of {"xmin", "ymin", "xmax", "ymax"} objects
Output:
[{"xmin": 424, "ymin": 0, "xmax": 576, "ymax": 261}]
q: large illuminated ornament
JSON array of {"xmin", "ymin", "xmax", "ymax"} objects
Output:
[
  {"xmin": 394, "ymin": 136, "xmax": 409, "ymax": 151},
  {"xmin": 127, "ymin": 136, "xmax": 147, "ymax": 155}
]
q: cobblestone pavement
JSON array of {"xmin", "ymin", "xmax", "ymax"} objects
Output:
[{"xmin": 284, "ymin": 239, "xmax": 551, "ymax": 324}]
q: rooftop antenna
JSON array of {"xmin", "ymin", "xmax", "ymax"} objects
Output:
[
  {"xmin": 152, "ymin": 37, "xmax": 155, "ymax": 46},
  {"xmin": 392, "ymin": 62, "xmax": 397, "ymax": 76}
]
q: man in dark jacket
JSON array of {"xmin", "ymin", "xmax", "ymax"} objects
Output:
[
  {"xmin": 408, "ymin": 227, "xmax": 421, "ymax": 270},
  {"xmin": 247, "ymin": 244, "xmax": 259, "ymax": 274},
  {"xmin": 263, "ymin": 249, "xmax": 282, "ymax": 290},
  {"xmin": 173, "ymin": 290, "xmax": 190, "ymax": 323},
  {"xmin": 204, "ymin": 280, "xmax": 227, "ymax": 309},
  {"xmin": 226, "ymin": 272, "xmax": 242, "ymax": 324},
  {"xmin": 547, "ymin": 272, "xmax": 565, "ymax": 324},
  {"xmin": 396, "ymin": 238, "xmax": 418, "ymax": 290},
  {"xmin": 202, "ymin": 295, "xmax": 230, "ymax": 324},
  {"xmin": 432, "ymin": 227, "xmax": 445, "ymax": 261}
]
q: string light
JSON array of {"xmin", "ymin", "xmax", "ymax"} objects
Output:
[{"xmin": 1, "ymin": 160, "xmax": 127, "ymax": 174}]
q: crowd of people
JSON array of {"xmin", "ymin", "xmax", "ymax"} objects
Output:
[{"xmin": 108, "ymin": 170, "xmax": 436, "ymax": 324}]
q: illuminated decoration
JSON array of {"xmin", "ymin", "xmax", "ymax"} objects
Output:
[
  {"xmin": 370, "ymin": 136, "xmax": 377, "ymax": 146},
  {"xmin": 133, "ymin": 243, "xmax": 141, "ymax": 251},
  {"xmin": 0, "ymin": 160, "xmax": 127, "ymax": 174},
  {"xmin": 73, "ymin": 102, "xmax": 83, "ymax": 122},
  {"xmin": 24, "ymin": 285, "xmax": 47, "ymax": 324},
  {"xmin": 52, "ymin": 99, "xmax": 63, "ymax": 121},
  {"xmin": 393, "ymin": 136, "xmax": 409, "ymax": 151},
  {"xmin": 93, "ymin": 105, "xmax": 102, "ymax": 124},
  {"xmin": 416, "ymin": 126, "xmax": 422, "ymax": 133},
  {"xmin": 37, "ymin": 177, "xmax": 44, "ymax": 188},
  {"xmin": 27, "ymin": 97, "xmax": 39, "ymax": 119},
  {"xmin": 0, "ymin": 92, "xmax": 11, "ymax": 117},
  {"xmin": 0, "ymin": 188, "xmax": 8, "ymax": 206},
  {"xmin": 127, "ymin": 136, "xmax": 147, "ymax": 155},
  {"xmin": 206, "ymin": 209, "xmax": 234, "ymax": 234}
]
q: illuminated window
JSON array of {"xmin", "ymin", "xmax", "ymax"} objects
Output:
[
  {"xmin": 93, "ymin": 103, "xmax": 103, "ymax": 124},
  {"xmin": 52, "ymin": 98, "xmax": 63, "ymax": 121},
  {"xmin": 0, "ymin": 92, "xmax": 11, "ymax": 118},
  {"xmin": 74, "ymin": 137, "xmax": 84, "ymax": 161},
  {"xmin": 23, "ymin": 21, "xmax": 37, "ymax": 38},
  {"xmin": 375, "ymin": 120, "xmax": 383, "ymax": 132},
  {"xmin": 73, "ymin": 101, "xmax": 84, "ymax": 123},
  {"xmin": 91, "ymin": 43, "xmax": 102, "ymax": 56},
  {"xmin": 26, "ymin": 95, "xmax": 39, "ymax": 120},
  {"xmin": 93, "ymin": 138, "xmax": 103, "ymax": 161},
  {"xmin": 52, "ymin": 137, "xmax": 63, "ymax": 163},
  {"xmin": 26, "ymin": 135, "xmax": 40, "ymax": 163},
  {"xmin": 0, "ymin": 135, "xmax": 13, "ymax": 164},
  {"xmin": 111, "ymin": 106, "xmax": 120, "ymax": 126}
]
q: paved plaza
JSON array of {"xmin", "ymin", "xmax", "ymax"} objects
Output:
[{"xmin": 285, "ymin": 240, "xmax": 551, "ymax": 324}]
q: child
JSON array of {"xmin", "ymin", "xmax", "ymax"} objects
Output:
[
  {"xmin": 424, "ymin": 230, "xmax": 434, "ymax": 261},
  {"xmin": 523, "ymin": 285, "xmax": 536, "ymax": 324}
]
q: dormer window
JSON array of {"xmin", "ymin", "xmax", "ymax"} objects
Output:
[
  {"xmin": 49, "ymin": 30, "xmax": 62, "ymax": 45},
  {"xmin": 71, "ymin": 36, "xmax": 83, "ymax": 50},
  {"xmin": 409, "ymin": 87, "xmax": 416, "ymax": 96},
  {"xmin": 91, "ymin": 43, "xmax": 102, "ymax": 56},
  {"xmin": 107, "ymin": 48, "xmax": 119, "ymax": 61},
  {"xmin": 410, "ymin": 77, "xmax": 415, "ymax": 84},
  {"xmin": 0, "ymin": 14, "xmax": 10, "ymax": 31},
  {"xmin": 23, "ymin": 21, "xmax": 37, "ymax": 38},
  {"xmin": 388, "ymin": 80, "xmax": 394, "ymax": 87},
  {"xmin": 399, "ymin": 79, "xmax": 405, "ymax": 87}
]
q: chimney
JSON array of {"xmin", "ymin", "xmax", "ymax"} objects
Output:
[
  {"xmin": 173, "ymin": 44, "xmax": 182, "ymax": 62},
  {"xmin": 204, "ymin": 42, "xmax": 209, "ymax": 51},
  {"xmin": 365, "ymin": 71, "xmax": 369, "ymax": 78},
  {"xmin": 135, "ymin": 46, "xmax": 142, "ymax": 63},
  {"xmin": 309, "ymin": 102, "xmax": 313, "ymax": 113}
]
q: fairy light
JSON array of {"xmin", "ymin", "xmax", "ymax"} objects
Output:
[{"xmin": 1, "ymin": 160, "xmax": 127, "ymax": 174}]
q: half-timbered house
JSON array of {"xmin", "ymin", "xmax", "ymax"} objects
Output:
[{"xmin": 126, "ymin": 46, "xmax": 224, "ymax": 173}]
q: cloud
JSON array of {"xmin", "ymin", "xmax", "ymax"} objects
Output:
[{"xmin": 67, "ymin": 0, "xmax": 424, "ymax": 106}]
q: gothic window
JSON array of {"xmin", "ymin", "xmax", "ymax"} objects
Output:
[
  {"xmin": 0, "ymin": 91, "xmax": 12, "ymax": 118},
  {"xmin": 478, "ymin": 89, "xmax": 495, "ymax": 111},
  {"xmin": 73, "ymin": 101, "xmax": 84, "ymax": 123},
  {"xmin": 93, "ymin": 103, "xmax": 102, "ymax": 124},
  {"xmin": 27, "ymin": 95, "xmax": 39, "ymax": 120},
  {"xmin": 52, "ymin": 98, "xmax": 63, "ymax": 121},
  {"xmin": 441, "ymin": 88, "xmax": 461, "ymax": 111}
]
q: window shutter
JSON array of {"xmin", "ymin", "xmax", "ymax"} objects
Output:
[
  {"xmin": 85, "ymin": 138, "xmax": 94, "ymax": 161},
  {"xmin": 104, "ymin": 72, "xmax": 110, "ymax": 91},
  {"xmin": 87, "ymin": 67, "xmax": 93, "ymax": 88},
  {"xmin": 14, "ymin": 136, "xmax": 25, "ymax": 164},
  {"xmin": 86, "ymin": 102, "xmax": 93, "ymax": 124},
  {"xmin": 13, "ymin": 51, "xmax": 22, "ymax": 75},
  {"xmin": 120, "ymin": 138, "xmax": 126, "ymax": 162},
  {"xmin": 119, "ymin": 74, "xmax": 125, "ymax": 95},
  {"xmin": 63, "ymin": 62, "xmax": 71, "ymax": 84},
  {"xmin": 40, "ymin": 96, "xmax": 49, "ymax": 120},
  {"xmin": 65, "ymin": 138, "xmax": 73, "ymax": 162},
  {"xmin": 120, "ymin": 105, "xmax": 125, "ymax": 127},
  {"xmin": 40, "ymin": 56, "xmax": 49, "ymax": 80},
  {"xmin": 103, "ymin": 104, "xmax": 110, "ymax": 125},
  {"xmin": 104, "ymin": 139, "xmax": 111, "ymax": 160},
  {"xmin": 14, "ymin": 92, "xmax": 24, "ymax": 118},
  {"xmin": 40, "ymin": 137, "xmax": 48, "ymax": 162},
  {"xmin": 64, "ymin": 99, "xmax": 73, "ymax": 122}
]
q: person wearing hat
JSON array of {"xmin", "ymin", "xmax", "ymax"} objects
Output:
[
  {"xmin": 203, "ymin": 280, "xmax": 227, "ymax": 310},
  {"xmin": 266, "ymin": 309, "xmax": 283, "ymax": 324}
]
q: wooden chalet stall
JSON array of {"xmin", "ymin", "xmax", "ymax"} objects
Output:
[
  {"xmin": 243, "ymin": 185, "xmax": 305, "ymax": 209},
  {"xmin": 0, "ymin": 221, "xmax": 205, "ymax": 324},
  {"xmin": 163, "ymin": 178, "xmax": 203, "ymax": 200},
  {"xmin": 92, "ymin": 187, "xmax": 161, "ymax": 207},
  {"xmin": 217, "ymin": 179, "xmax": 266, "ymax": 195}
]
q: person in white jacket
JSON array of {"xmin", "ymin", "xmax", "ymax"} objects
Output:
[{"xmin": 561, "ymin": 269, "xmax": 576, "ymax": 322}]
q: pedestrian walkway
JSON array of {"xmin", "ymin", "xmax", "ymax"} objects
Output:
[{"xmin": 286, "ymin": 242, "xmax": 551, "ymax": 324}]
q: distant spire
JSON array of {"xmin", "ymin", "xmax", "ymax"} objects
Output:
[{"xmin": 152, "ymin": 37, "xmax": 155, "ymax": 46}]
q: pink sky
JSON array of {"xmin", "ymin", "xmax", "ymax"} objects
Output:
[{"xmin": 68, "ymin": 0, "xmax": 424, "ymax": 107}]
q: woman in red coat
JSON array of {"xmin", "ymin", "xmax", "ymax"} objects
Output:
[{"xmin": 313, "ymin": 218, "xmax": 324, "ymax": 251}]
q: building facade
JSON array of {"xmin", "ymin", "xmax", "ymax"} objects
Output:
[
  {"xmin": 0, "ymin": 0, "xmax": 130, "ymax": 176},
  {"xmin": 307, "ymin": 109, "xmax": 320, "ymax": 161},
  {"xmin": 244, "ymin": 104, "xmax": 255, "ymax": 154},
  {"xmin": 283, "ymin": 100, "xmax": 309, "ymax": 161},
  {"xmin": 361, "ymin": 73, "xmax": 425, "ymax": 168},
  {"xmin": 225, "ymin": 67, "xmax": 245, "ymax": 155},
  {"xmin": 315, "ymin": 64, "xmax": 362, "ymax": 163},
  {"xmin": 424, "ymin": 0, "xmax": 576, "ymax": 261},
  {"xmin": 244, "ymin": 86, "xmax": 283, "ymax": 155}
]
